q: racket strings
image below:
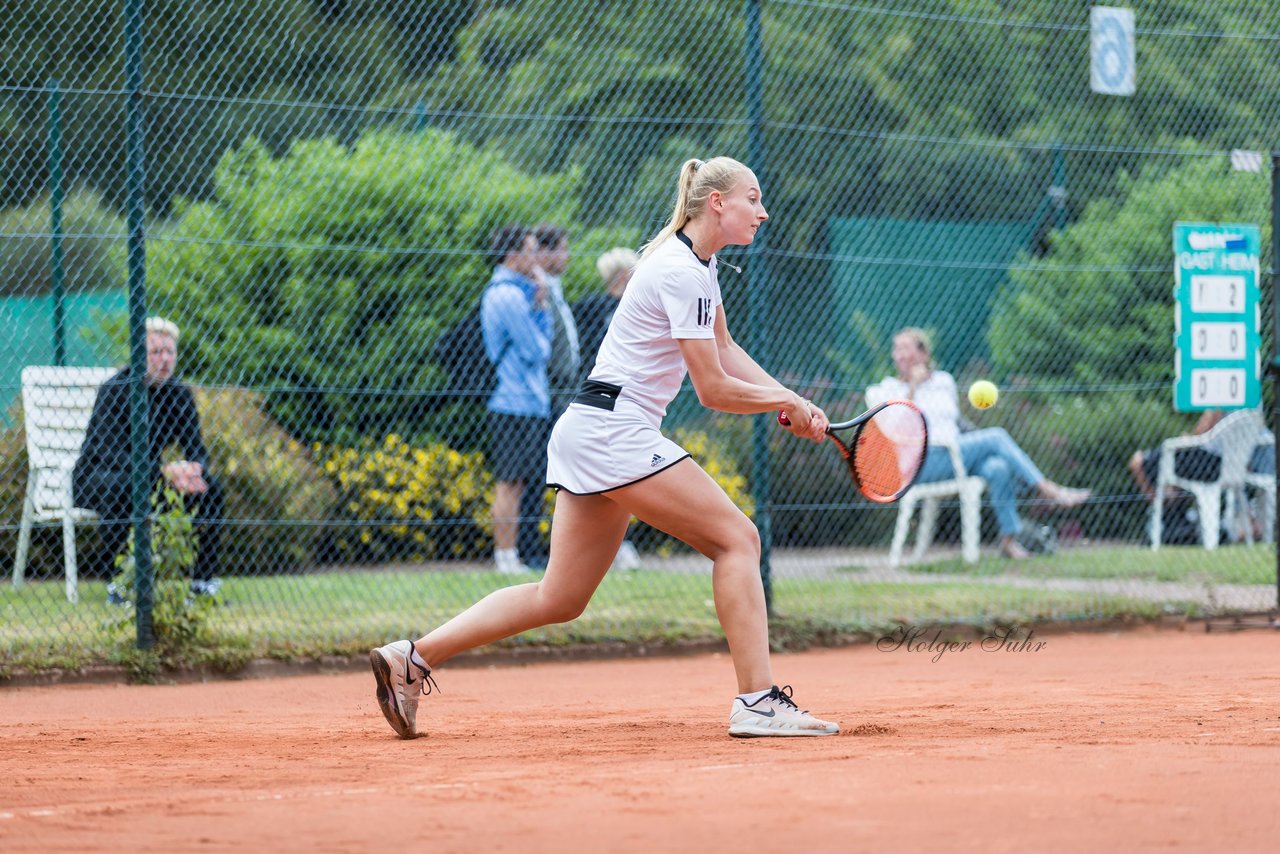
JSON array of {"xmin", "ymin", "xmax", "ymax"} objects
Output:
[
  {"xmin": 852, "ymin": 405, "xmax": 927, "ymax": 502},
  {"xmin": 855, "ymin": 421, "xmax": 908, "ymax": 498}
]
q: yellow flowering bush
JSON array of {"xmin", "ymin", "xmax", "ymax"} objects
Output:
[
  {"xmin": 319, "ymin": 433, "xmax": 494, "ymax": 561},
  {"xmin": 674, "ymin": 427, "xmax": 754, "ymax": 518}
]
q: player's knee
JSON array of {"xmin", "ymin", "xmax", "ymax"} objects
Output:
[
  {"xmin": 540, "ymin": 591, "xmax": 589, "ymax": 624},
  {"xmin": 726, "ymin": 519, "xmax": 761, "ymax": 561}
]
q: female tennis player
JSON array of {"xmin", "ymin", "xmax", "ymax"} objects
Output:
[{"xmin": 371, "ymin": 157, "xmax": 839, "ymax": 738}]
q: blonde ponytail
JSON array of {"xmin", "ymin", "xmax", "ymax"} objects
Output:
[{"xmin": 642, "ymin": 156, "xmax": 748, "ymax": 258}]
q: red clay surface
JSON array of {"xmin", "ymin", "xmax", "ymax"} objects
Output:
[{"xmin": 3, "ymin": 627, "xmax": 1279, "ymax": 852}]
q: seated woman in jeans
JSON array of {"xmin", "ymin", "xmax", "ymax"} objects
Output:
[{"xmin": 867, "ymin": 328, "xmax": 1091, "ymax": 559}]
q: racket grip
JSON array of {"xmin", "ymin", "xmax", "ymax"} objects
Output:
[{"xmin": 777, "ymin": 411, "xmax": 791, "ymax": 427}]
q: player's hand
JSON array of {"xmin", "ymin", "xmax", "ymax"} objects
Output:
[
  {"xmin": 804, "ymin": 401, "xmax": 830, "ymax": 440},
  {"xmin": 779, "ymin": 395, "xmax": 827, "ymax": 442},
  {"xmin": 530, "ymin": 267, "xmax": 549, "ymax": 307},
  {"xmin": 164, "ymin": 460, "xmax": 208, "ymax": 495}
]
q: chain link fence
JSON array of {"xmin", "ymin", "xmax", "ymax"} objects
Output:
[{"xmin": 3, "ymin": 1, "xmax": 1278, "ymax": 674}]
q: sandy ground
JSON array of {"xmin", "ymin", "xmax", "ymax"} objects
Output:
[{"xmin": 2, "ymin": 626, "xmax": 1279, "ymax": 852}]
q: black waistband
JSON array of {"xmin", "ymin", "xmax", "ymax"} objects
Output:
[{"xmin": 574, "ymin": 379, "xmax": 622, "ymax": 411}]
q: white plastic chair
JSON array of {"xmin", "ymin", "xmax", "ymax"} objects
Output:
[
  {"xmin": 11, "ymin": 365, "xmax": 116, "ymax": 603},
  {"xmin": 1150, "ymin": 409, "xmax": 1264, "ymax": 551},
  {"xmin": 1245, "ymin": 433, "xmax": 1275, "ymax": 543},
  {"xmin": 890, "ymin": 437, "xmax": 985, "ymax": 565}
]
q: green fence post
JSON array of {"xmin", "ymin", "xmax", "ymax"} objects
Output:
[
  {"xmin": 1272, "ymin": 151, "xmax": 1280, "ymax": 612},
  {"xmin": 1053, "ymin": 143, "xmax": 1067, "ymax": 231},
  {"xmin": 745, "ymin": 0, "xmax": 773, "ymax": 612},
  {"xmin": 47, "ymin": 79, "xmax": 65, "ymax": 367},
  {"xmin": 124, "ymin": 0, "xmax": 153, "ymax": 649}
]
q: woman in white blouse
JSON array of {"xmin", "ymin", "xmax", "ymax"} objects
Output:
[{"xmin": 868, "ymin": 328, "xmax": 1090, "ymax": 559}]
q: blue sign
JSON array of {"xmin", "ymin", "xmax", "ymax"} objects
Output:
[{"xmin": 1091, "ymin": 7, "xmax": 1136, "ymax": 96}]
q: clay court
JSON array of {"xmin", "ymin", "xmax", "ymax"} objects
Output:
[{"xmin": 2, "ymin": 627, "xmax": 1278, "ymax": 852}]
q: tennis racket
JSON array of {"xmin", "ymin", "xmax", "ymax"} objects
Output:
[{"xmin": 779, "ymin": 400, "xmax": 928, "ymax": 503}]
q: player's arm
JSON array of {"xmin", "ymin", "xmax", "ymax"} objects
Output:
[
  {"xmin": 714, "ymin": 311, "xmax": 783, "ymax": 389},
  {"xmin": 679, "ymin": 323, "xmax": 825, "ymax": 439}
]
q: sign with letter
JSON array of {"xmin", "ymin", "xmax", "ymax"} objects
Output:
[{"xmin": 1173, "ymin": 223, "xmax": 1261, "ymax": 411}]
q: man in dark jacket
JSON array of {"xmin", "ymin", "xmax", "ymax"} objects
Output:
[{"xmin": 72, "ymin": 316, "xmax": 224, "ymax": 597}]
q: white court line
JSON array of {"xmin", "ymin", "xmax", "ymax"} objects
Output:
[{"xmin": 0, "ymin": 781, "xmax": 478, "ymax": 822}]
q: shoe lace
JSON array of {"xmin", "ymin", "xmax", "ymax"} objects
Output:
[
  {"xmin": 400, "ymin": 646, "xmax": 441, "ymax": 698},
  {"xmin": 770, "ymin": 684, "xmax": 805, "ymax": 712},
  {"xmin": 417, "ymin": 668, "xmax": 440, "ymax": 698}
]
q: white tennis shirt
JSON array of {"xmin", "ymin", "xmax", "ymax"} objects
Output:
[{"xmin": 587, "ymin": 233, "xmax": 722, "ymax": 424}]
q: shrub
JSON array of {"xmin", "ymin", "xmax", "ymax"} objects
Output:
[
  {"xmin": 988, "ymin": 153, "xmax": 1270, "ymax": 386},
  {"xmin": 0, "ymin": 188, "xmax": 125, "ymax": 297},
  {"xmin": 146, "ymin": 127, "xmax": 585, "ymax": 447},
  {"xmin": 319, "ymin": 433, "xmax": 494, "ymax": 562},
  {"xmin": 193, "ymin": 387, "xmax": 336, "ymax": 574}
]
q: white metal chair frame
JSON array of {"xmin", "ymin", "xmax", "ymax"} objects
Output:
[
  {"xmin": 1149, "ymin": 408, "xmax": 1269, "ymax": 551},
  {"xmin": 890, "ymin": 437, "xmax": 985, "ymax": 565},
  {"xmin": 11, "ymin": 365, "xmax": 116, "ymax": 603}
]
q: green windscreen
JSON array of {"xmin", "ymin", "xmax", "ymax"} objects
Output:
[{"xmin": 829, "ymin": 217, "xmax": 1030, "ymax": 375}]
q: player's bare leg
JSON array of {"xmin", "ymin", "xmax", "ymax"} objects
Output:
[
  {"xmin": 611, "ymin": 458, "xmax": 837, "ymax": 736},
  {"xmin": 371, "ymin": 492, "xmax": 631, "ymax": 738},
  {"xmin": 610, "ymin": 458, "xmax": 771, "ymax": 692},
  {"xmin": 417, "ymin": 492, "xmax": 631, "ymax": 667}
]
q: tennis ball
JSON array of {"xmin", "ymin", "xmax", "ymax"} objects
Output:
[{"xmin": 968, "ymin": 380, "xmax": 998, "ymax": 409}]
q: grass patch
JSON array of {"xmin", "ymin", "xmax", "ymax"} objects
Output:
[
  {"xmin": 0, "ymin": 567, "xmax": 1181, "ymax": 679},
  {"xmin": 895, "ymin": 542, "xmax": 1275, "ymax": 584}
]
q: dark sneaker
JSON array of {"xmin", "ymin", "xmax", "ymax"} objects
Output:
[
  {"xmin": 189, "ymin": 578, "xmax": 222, "ymax": 598},
  {"xmin": 105, "ymin": 582, "xmax": 129, "ymax": 607}
]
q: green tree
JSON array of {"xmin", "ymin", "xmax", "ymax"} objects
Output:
[
  {"xmin": 147, "ymin": 126, "xmax": 579, "ymax": 446},
  {"xmin": 407, "ymin": 2, "xmax": 1280, "ymax": 387},
  {"xmin": 0, "ymin": 0, "xmax": 476, "ymax": 213},
  {"xmin": 987, "ymin": 153, "xmax": 1270, "ymax": 386}
]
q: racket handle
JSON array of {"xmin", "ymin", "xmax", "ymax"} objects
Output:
[{"xmin": 777, "ymin": 411, "xmax": 791, "ymax": 427}]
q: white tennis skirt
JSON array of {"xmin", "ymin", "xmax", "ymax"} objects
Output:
[{"xmin": 546, "ymin": 402, "xmax": 690, "ymax": 495}]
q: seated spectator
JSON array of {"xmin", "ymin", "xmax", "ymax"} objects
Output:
[
  {"xmin": 72, "ymin": 316, "xmax": 224, "ymax": 599},
  {"xmin": 867, "ymin": 328, "xmax": 1091, "ymax": 559},
  {"xmin": 1129, "ymin": 408, "xmax": 1274, "ymax": 500},
  {"xmin": 1129, "ymin": 407, "xmax": 1274, "ymax": 543}
]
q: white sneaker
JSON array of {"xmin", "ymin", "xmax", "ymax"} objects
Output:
[
  {"xmin": 494, "ymin": 550, "xmax": 533, "ymax": 575},
  {"xmin": 727, "ymin": 685, "xmax": 839, "ymax": 738},
  {"xmin": 369, "ymin": 640, "xmax": 437, "ymax": 739},
  {"xmin": 611, "ymin": 540, "xmax": 641, "ymax": 571}
]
